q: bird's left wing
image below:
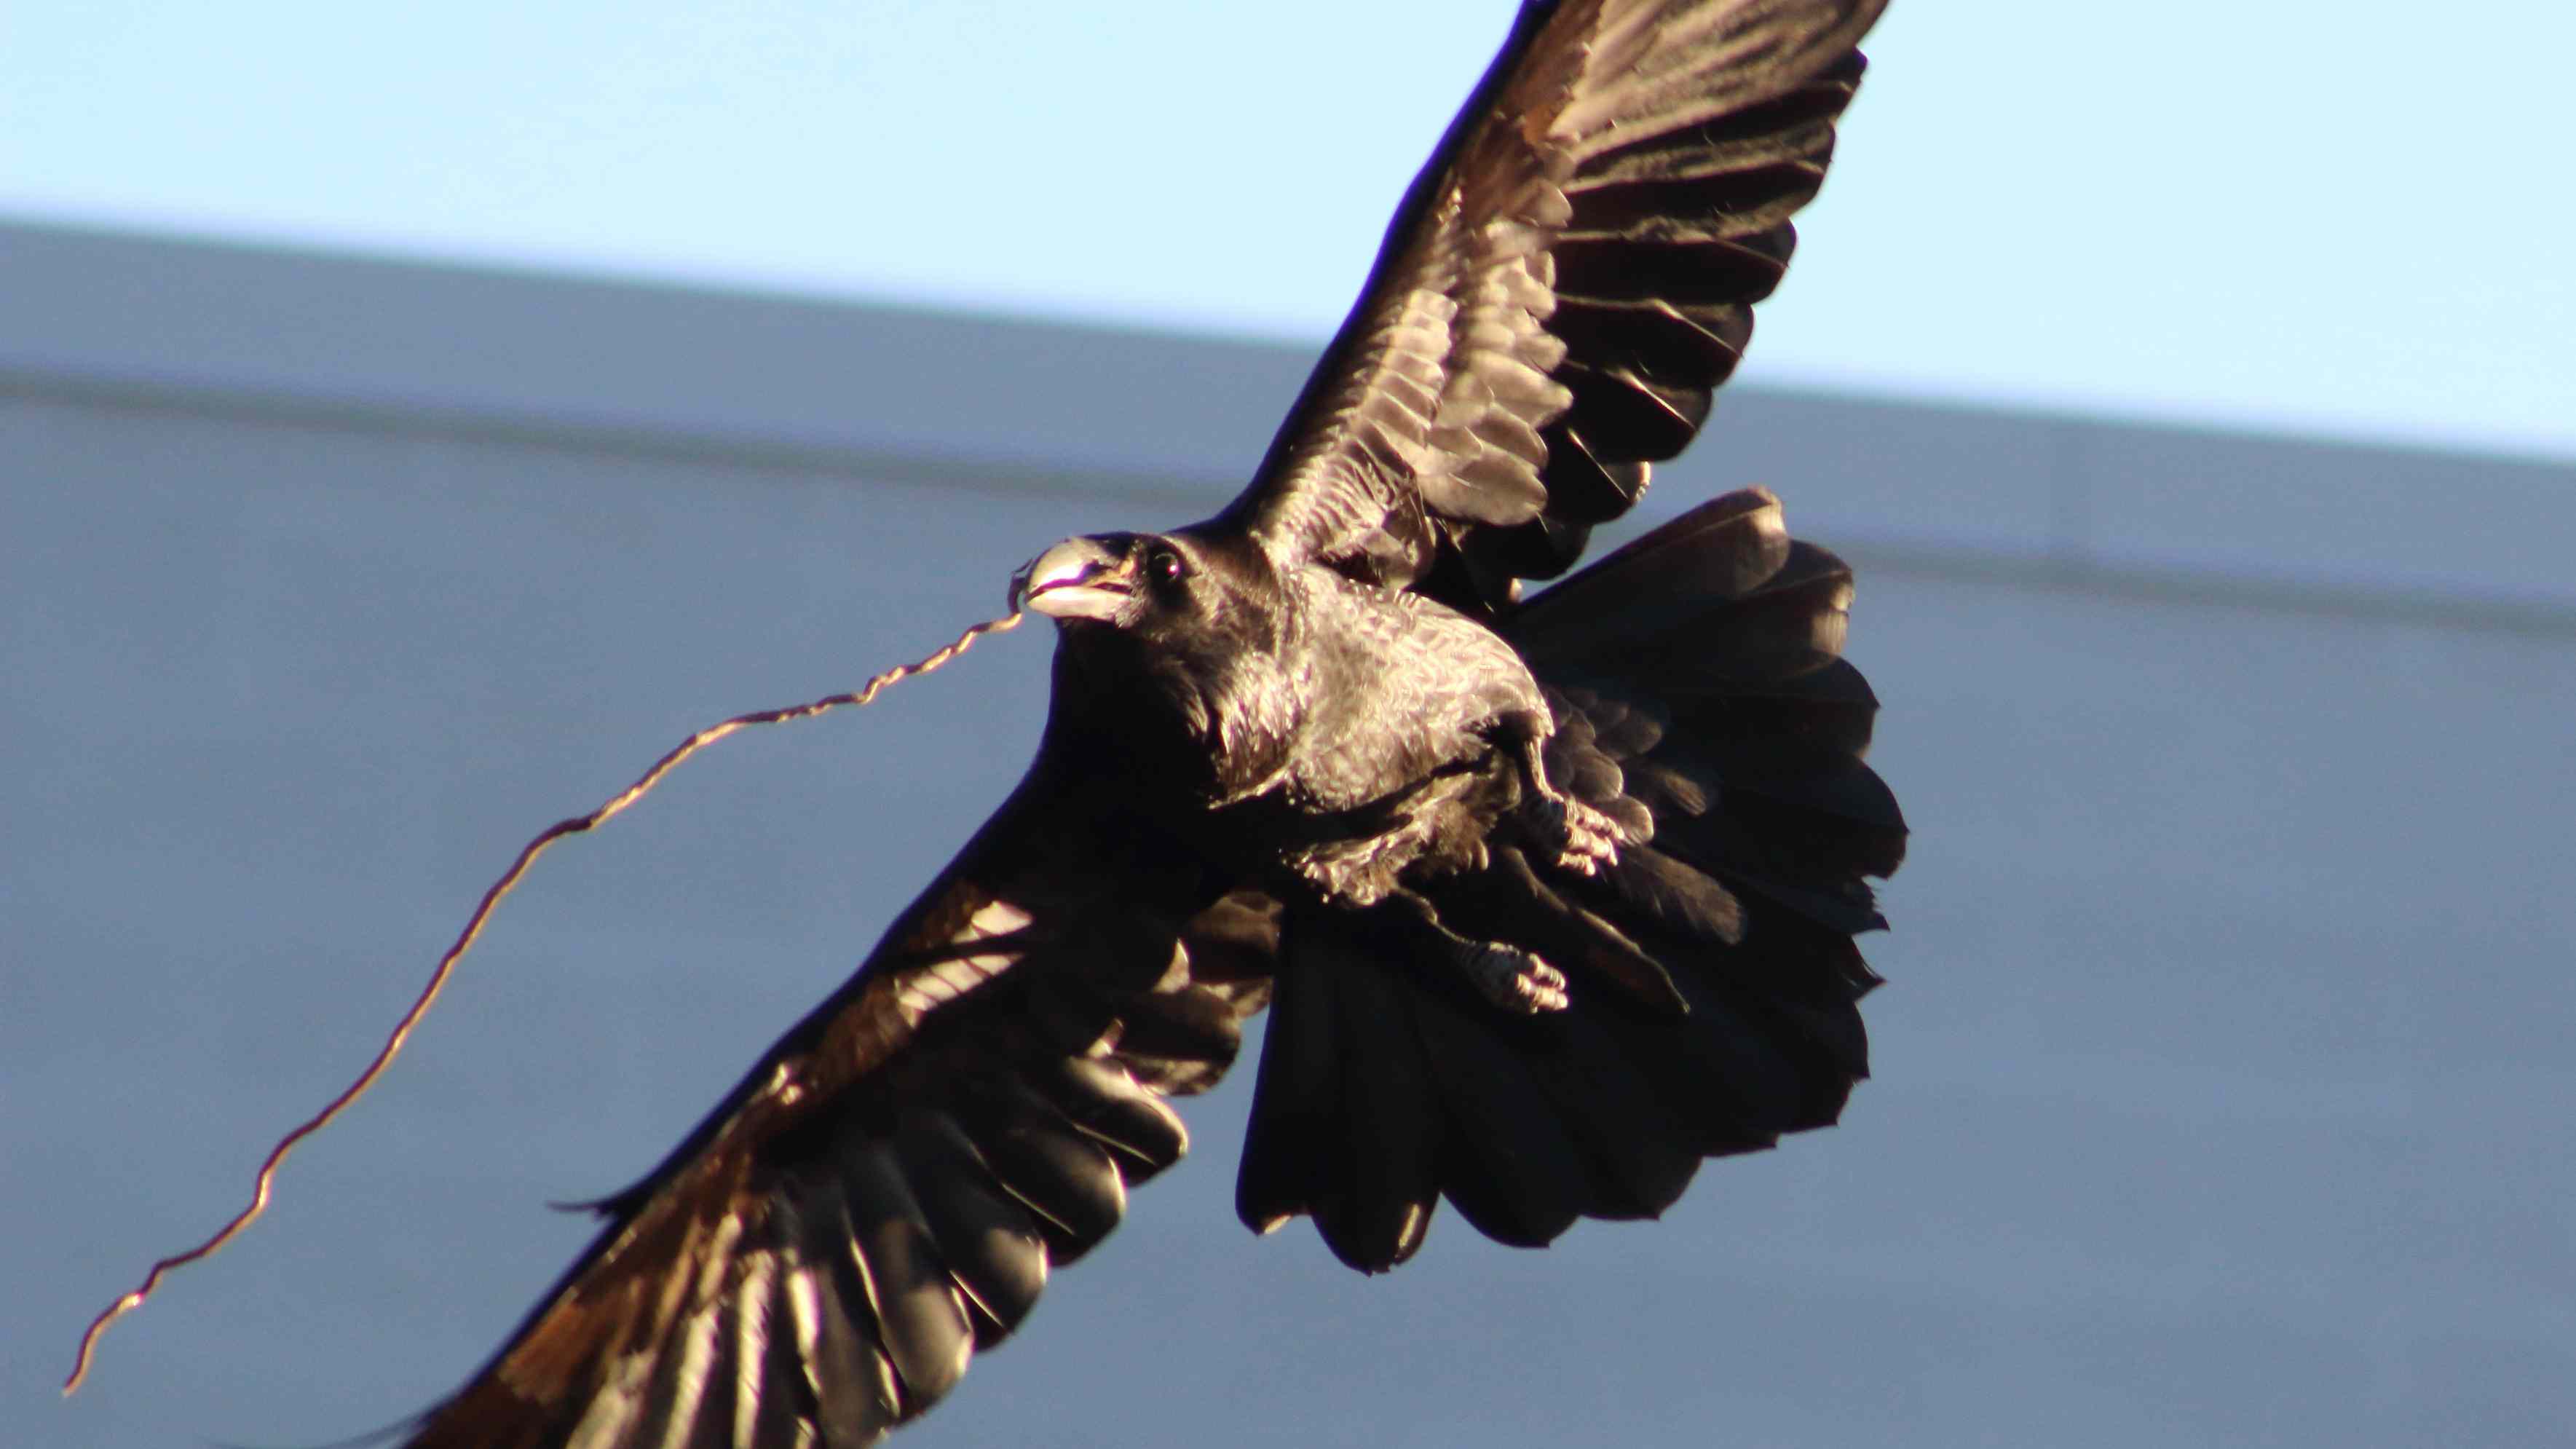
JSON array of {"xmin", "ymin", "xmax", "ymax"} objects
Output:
[
  {"xmin": 398, "ymin": 760, "xmax": 1273, "ymax": 1448},
  {"xmin": 1217, "ymin": 0, "xmax": 1886, "ymax": 609}
]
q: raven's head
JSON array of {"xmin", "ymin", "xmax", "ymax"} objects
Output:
[
  {"xmin": 1016, "ymin": 530, "xmax": 1298, "ymax": 793},
  {"xmin": 1019, "ymin": 532, "xmax": 1193, "ymax": 632},
  {"xmin": 1019, "ymin": 530, "xmax": 1289, "ymax": 646}
]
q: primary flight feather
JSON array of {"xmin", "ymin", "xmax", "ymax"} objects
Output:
[{"xmin": 395, "ymin": 1, "xmax": 1901, "ymax": 1442}]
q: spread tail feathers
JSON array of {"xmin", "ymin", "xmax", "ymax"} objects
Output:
[{"xmin": 1236, "ymin": 489, "xmax": 1903, "ymax": 1271}]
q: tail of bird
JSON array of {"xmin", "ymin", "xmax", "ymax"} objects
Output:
[{"xmin": 1236, "ymin": 487, "xmax": 1905, "ymax": 1271}]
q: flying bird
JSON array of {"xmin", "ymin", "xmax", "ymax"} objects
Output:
[{"xmin": 395, "ymin": 0, "xmax": 1903, "ymax": 1442}]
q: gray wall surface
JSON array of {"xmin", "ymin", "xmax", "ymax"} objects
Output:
[{"xmin": 9, "ymin": 218, "xmax": 2573, "ymax": 1447}]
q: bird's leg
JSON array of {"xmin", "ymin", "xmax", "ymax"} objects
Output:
[
  {"xmin": 1497, "ymin": 712, "xmax": 1627, "ymax": 877},
  {"xmin": 1379, "ymin": 888, "xmax": 1568, "ymax": 1014}
]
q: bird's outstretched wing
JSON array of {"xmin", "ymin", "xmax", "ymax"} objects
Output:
[
  {"xmin": 392, "ymin": 4, "xmax": 1897, "ymax": 1442},
  {"xmin": 398, "ymin": 759, "xmax": 1274, "ymax": 1448},
  {"xmin": 1218, "ymin": 0, "xmax": 1886, "ymax": 609}
]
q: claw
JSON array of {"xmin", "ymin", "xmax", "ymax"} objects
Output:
[
  {"xmin": 1504, "ymin": 719, "xmax": 1628, "ymax": 877},
  {"xmin": 1378, "ymin": 888, "xmax": 1576, "ymax": 1016},
  {"xmin": 1531, "ymin": 794, "xmax": 1626, "ymax": 877},
  {"xmin": 1464, "ymin": 944, "xmax": 1570, "ymax": 1014}
]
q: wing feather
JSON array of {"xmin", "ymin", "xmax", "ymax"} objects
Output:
[
  {"xmin": 398, "ymin": 767, "xmax": 1271, "ymax": 1448},
  {"xmin": 1220, "ymin": 0, "xmax": 1886, "ymax": 609}
]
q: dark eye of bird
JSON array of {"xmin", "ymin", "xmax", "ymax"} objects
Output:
[{"xmin": 1148, "ymin": 546, "xmax": 1188, "ymax": 588}]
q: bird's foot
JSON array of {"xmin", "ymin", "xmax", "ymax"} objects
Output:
[
  {"xmin": 1501, "ymin": 716, "xmax": 1629, "ymax": 877},
  {"xmin": 1378, "ymin": 887, "xmax": 1573, "ymax": 1015},
  {"xmin": 1462, "ymin": 942, "xmax": 1570, "ymax": 1014},
  {"xmin": 1530, "ymin": 793, "xmax": 1627, "ymax": 877}
]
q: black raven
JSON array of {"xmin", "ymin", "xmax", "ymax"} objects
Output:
[{"xmin": 396, "ymin": 1, "xmax": 1903, "ymax": 1442}]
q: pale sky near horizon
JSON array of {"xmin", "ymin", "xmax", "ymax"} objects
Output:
[{"xmin": 7, "ymin": 1, "xmax": 2572, "ymax": 462}]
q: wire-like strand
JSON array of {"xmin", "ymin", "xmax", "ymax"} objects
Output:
[{"xmin": 64, "ymin": 604, "xmax": 1026, "ymax": 1395}]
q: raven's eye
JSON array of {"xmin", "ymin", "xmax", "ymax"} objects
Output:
[{"xmin": 1147, "ymin": 546, "xmax": 1188, "ymax": 587}]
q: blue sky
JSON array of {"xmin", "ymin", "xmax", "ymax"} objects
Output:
[{"xmin": 7, "ymin": 0, "xmax": 2571, "ymax": 461}]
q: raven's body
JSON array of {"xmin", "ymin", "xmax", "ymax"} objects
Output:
[
  {"xmin": 1033, "ymin": 529, "xmax": 1558, "ymax": 907},
  {"xmin": 387, "ymin": 2, "xmax": 1908, "ymax": 1444}
]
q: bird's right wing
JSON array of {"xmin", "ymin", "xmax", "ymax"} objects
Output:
[{"xmin": 398, "ymin": 756, "xmax": 1276, "ymax": 1448}]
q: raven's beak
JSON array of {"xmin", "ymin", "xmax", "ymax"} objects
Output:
[{"xmin": 1020, "ymin": 536, "xmax": 1137, "ymax": 623}]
